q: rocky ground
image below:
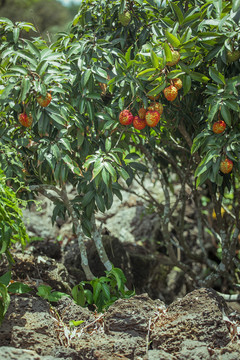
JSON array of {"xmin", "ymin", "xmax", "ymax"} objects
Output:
[
  {"xmin": 1, "ymin": 181, "xmax": 240, "ymax": 359},
  {"xmin": 0, "ymin": 288, "xmax": 240, "ymax": 359}
]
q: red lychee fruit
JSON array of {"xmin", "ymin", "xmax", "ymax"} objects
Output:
[
  {"xmin": 37, "ymin": 92, "xmax": 52, "ymax": 107},
  {"xmin": 145, "ymin": 110, "xmax": 161, "ymax": 127},
  {"xmin": 172, "ymin": 78, "xmax": 182, "ymax": 90},
  {"xmin": 18, "ymin": 112, "xmax": 33, "ymax": 127},
  {"xmin": 133, "ymin": 116, "xmax": 147, "ymax": 130},
  {"xmin": 163, "ymin": 85, "xmax": 178, "ymax": 101},
  {"xmin": 220, "ymin": 158, "xmax": 233, "ymax": 174},
  {"xmin": 138, "ymin": 108, "xmax": 147, "ymax": 120},
  {"xmin": 119, "ymin": 109, "xmax": 134, "ymax": 125},
  {"xmin": 212, "ymin": 120, "xmax": 226, "ymax": 134}
]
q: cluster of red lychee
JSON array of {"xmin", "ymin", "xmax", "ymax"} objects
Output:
[
  {"xmin": 211, "ymin": 118, "xmax": 234, "ymax": 174},
  {"xmin": 163, "ymin": 50, "xmax": 182, "ymax": 102},
  {"xmin": 163, "ymin": 78, "xmax": 182, "ymax": 102},
  {"xmin": 18, "ymin": 92, "xmax": 52, "ymax": 128},
  {"xmin": 119, "ymin": 101, "xmax": 164, "ymax": 130}
]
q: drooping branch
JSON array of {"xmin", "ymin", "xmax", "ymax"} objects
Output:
[
  {"xmin": 91, "ymin": 214, "xmax": 112, "ymax": 272},
  {"xmin": 29, "ymin": 184, "xmax": 95, "ymax": 281},
  {"xmin": 60, "ymin": 185, "xmax": 95, "ymax": 281}
]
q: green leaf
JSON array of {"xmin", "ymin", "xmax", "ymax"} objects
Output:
[
  {"xmin": 165, "ymin": 31, "xmax": 181, "ymax": 47},
  {"xmin": 125, "ymin": 46, "xmax": 132, "ymax": 63},
  {"xmin": 129, "ymin": 162, "xmax": 148, "ymax": 172},
  {"xmin": 171, "ymin": 3, "xmax": 184, "ymax": 24},
  {"xmin": 0, "ymin": 271, "xmax": 11, "ymax": 286},
  {"xmin": 167, "ymin": 70, "xmax": 185, "ymax": 79},
  {"xmin": 81, "ymin": 217, "xmax": 92, "ymax": 237},
  {"xmin": 92, "ymin": 281, "xmax": 102, "ymax": 304},
  {"xmin": 163, "ymin": 42, "xmax": 173, "ymax": 62},
  {"xmin": 105, "ymin": 138, "xmax": 112, "ymax": 152},
  {"xmin": 119, "ymin": 0, "xmax": 126, "ymax": 13},
  {"xmin": 77, "ymin": 130, "xmax": 85, "ymax": 148},
  {"xmin": 225, "ymin": 100, "xmax": 239, "ymax": 112},
  {"xmin": 196, "ymin": 169, "xmax": 211, "ymax": 188},
  {"xmin": 147, "ymin": 81, "xmax": 166, "ymax": 96},
  {"xmin": 104, "ymin": 162, "xmax": 117, "ymax": 182},
  {"xmin": 20, "ymin": 77, "xmax": 31, "ymax": 102},
  {"xmin": 48, "ymin": 291, "xmax": 69, "ymax": 302},
  {"xmin": 62, "ymin": 155, "xmax": 82, "ymax": 176},
  {"xmin": 102, "ymin": 168, "xmax": 110, "ymax": 185},
  {"xmin": 118, "ymin": 167, "xmax": 130, "ymax": 181},
  {"xmin": 183, "ymin": 75, "xmax": 191, "ymax": 95},
  {"xmin": 0, "ymin": 283, "xmax": 10, "ymax": 322},
  {"xmin": 25, "ymin": 40, "xmax": 41, "ymax": 58},
  {"xmin": 85, "ymin": 199, "xmax": 95, "ymax": 219},
  {"xmin": 13, "ymin": 27, "xmax": 20, "ymax": 43},
  {"xmin": 95, "ymin": 194, "xmax": 105, "ymax": 212},
  {"xmin": 8, "ymin": 282, "xmax": 32, "ymax": 294},
  {"xmin": 108, "ymin": 267, "xmax": 126, "ymax": 291},
  {"xmin": 137, "ymin": 68, "xmax": 157, "ymax": 79},
  {"xmin": 51, "ymin": 144, "xmax": 61, "ymax": 161},
  {"xmin": 209, "ymin": 68, "xmax": 225, "ymax": 85},
  {"xmin": 190, "ymin": 72, "xmax": 210, "ymax": 82},
  {"xmin": 36, "ymin": 61, "xmax": 48, "ymax": 76},
  {"xmin": 82, "ymin": 190, "xmax": 95, "ymax": 208},
  {"xmin": 101, "ymin": 283, "xmax": 111, "ymax": 300},
  {"xmin": 36, "ymin": 285, "xmax": 51, "ymax": 299},
  {"xmin": 87, "ymin": 101, "xmax": 94, "ymax": 121},
  {"xmin": 0, "ymin": 83, "xmax": 15, "ymax": 99},
  {"xmin": 59, "ymin": 138, "xmax": 72, "ymax": 152},
  {"xmin": 59, "ymin": 164, "xmax": 68, "ymax": 184},
  {"xmin": 233, "ymin": 0, "xmax": 240, "ymax": 12},
  {"xmin": 191, "ymin": 132, "xmax": 209, "ymax": 154},
  {"xmin": 69, "ymin": 320, "xmax": 85, "ymax": 327},
  {"xmin": 150, "ymin": 50, "xmax": 159, "ymax": 68},
  {"xmin": 84, "ymin": 289, "xmax": 93, "ymax": 304},
  {"xmin": 83, "ymin": 69, "xmax": 91, "ymax": 86},
  {"xmin": 17, "ymin": 50, "xmax": 37, "ymax": 66},
  {"xmin": 86, "ymin": 93, "xmax": 102, "ymax": 100},
  {"xmin": 0, "ymin": 17, "xmax": 13, "ymax": 26},
  {"xmin": 72, "ymin": 284, "xmax": 86, "ymax": 306},
  {"xmin": 220, "ymin": 105, "xmax": 231, "ymax": 126},
  {"xmin": 8, "ymin": 66, "xmax": 28, "ymax": 76},
  {"xmin": 93, "ymin": 162, "xmax": 103, "ymax": 179},
  {"xmin": 182, "ymin": 12, "xmax": 201, "ymax": 25},
  {"xmin": 194, "ymin": 152, "xmax": 217, "ymax": 177},
  {"xmin": 47, "ymin": 110, "xmax": 66, "ymax": 126},
  {"xmin": 208, "ymin": 100, "xmax": 221, "ymax": 122}
]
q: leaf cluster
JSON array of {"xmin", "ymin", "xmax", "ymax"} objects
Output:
[
  {"xmin": 72, "ymin": 266, "xmax": 134, "ymax": 312},
  {"xmin": 0, "ymin": 166, "xmax": 29, "ymax": 263}
]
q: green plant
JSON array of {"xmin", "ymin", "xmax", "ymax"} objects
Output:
[
  {"xmin": 0, "ymin": 271, "xmax": 32, "ymax": 325},
  {"xmin": 36, "ymin": 284, "xmax": 71, "ymax": 302},
  {"xmin": 72, "ymin": 267, "xmax": 135, "ymax": 312},
  {"xmin": 0, "ymin": 166, "xmax": 29, "ymax": 263},
  {"xmin": 34, "ymin": 267, "xmax": 134, "ymax": 313}
]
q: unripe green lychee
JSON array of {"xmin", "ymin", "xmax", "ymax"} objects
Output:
[
  {"xmin": 119, "ymin": 11, "xmax": 131, "ymax": 26},
  {"xmin": 166, "ymin": 50, "xmax": 180, "ymax": 66},
  {"xmin": 227, "ymin": 50, "xmax": 240, "ymax": 63}
]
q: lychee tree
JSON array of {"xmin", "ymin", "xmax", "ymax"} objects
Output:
[{"xmin": 1, "ymin": 0, "xmax": 240, "ymax": 293}]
